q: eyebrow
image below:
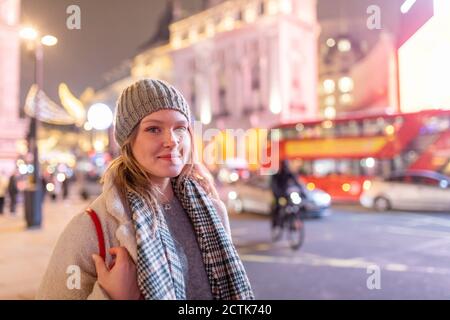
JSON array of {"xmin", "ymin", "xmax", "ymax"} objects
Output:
[{"xmin": 141, "ymin": 119, "xmax": 188, "ymax": 125}]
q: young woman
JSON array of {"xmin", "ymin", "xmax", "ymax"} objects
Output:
[{"xmin": 37, "ymin": 79, "xmax": 254, "ymax": 300}]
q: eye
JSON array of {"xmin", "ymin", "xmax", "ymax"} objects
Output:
[
  {"xmin": 145, "ymin": 126, "xmax": 161, "ymax": 133},
  {"xmin": 175, "ymin": 126, "xmax": 187, "ymax": 132}
]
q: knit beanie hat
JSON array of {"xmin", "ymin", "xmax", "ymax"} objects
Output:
[{"xmin": 114, "ymin": 79, "xmax": 191, "ymax": 147}]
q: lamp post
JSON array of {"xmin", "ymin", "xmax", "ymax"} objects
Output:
[{"xmin": 20, "ymin": 27, "xmax": 57, "ymax": 229}]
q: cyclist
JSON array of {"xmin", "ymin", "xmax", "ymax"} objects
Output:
[{"xmin": 270, "ymin": 160, "xmax": 306, "ymax": 226}]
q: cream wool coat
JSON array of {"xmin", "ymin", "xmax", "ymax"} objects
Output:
[{"xmin": 36, "ymin": 173, "xmax": 231, "ymax": 300}]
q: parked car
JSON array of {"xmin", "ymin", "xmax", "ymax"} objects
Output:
[
  {"xmin": 360, "ymin": 170, "xmax": 450, "ymax": 212},
  {"xmin": 225, "ymin": 175, "xmax": 332, "ymax": 218}
]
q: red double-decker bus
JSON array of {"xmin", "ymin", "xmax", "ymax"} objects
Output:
[{"xmin": 267, "ymin": 109, "xmax": 450, "ymax": 201}]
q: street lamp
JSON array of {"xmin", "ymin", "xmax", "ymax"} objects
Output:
[
  {"xmin": 87, "ymin": 103, "xmax": 113, "ymax": 130},
  {"xmin": 86, "ymin": 102, "xmax": 114, "ymax": 154},
  {"xmin": 20, "ymin": 26, "xmax": 58, "ymax": 229}
]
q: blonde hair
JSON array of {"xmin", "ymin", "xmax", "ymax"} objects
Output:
[{"xmin": 102, "ymin": 124, "xmax": 219, "ymax": 217}]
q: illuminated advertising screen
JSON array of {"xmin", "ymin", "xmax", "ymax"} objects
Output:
[{"xmin": 399, "ymin": 0, "xmax": 450, "ymax": 112}]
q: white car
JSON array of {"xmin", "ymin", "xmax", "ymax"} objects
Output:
[
  {"xmin": 225, "ymin": 175, "xmax": 332, "ymax": 218},
  {"xmin": 360, "ymin": 170, "xmax": 450, "ymax": 212}
]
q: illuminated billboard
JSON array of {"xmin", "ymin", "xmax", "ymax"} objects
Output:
[{"xmin": 399, "ymin": 0, "xmax": 450, "ymax": 112}]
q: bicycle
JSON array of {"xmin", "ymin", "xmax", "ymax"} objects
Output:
[{"xmin": 271, "ymin": 186, "xmax": 306, "ymax": 250}]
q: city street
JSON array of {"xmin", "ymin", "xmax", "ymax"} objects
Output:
[
  {"xmin": 232, "ymin": 205, "xmax": 450, "ymax": 299},
  {"xmin": 1, "ymin": 194, "xmax": 450, "ymax": 299},
  {"xmin": 1, "ymin": 0, "xmax": 449, "ymax": 304}
]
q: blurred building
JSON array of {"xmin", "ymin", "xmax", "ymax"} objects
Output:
[
  {"xmin": 167, "ymin": 0, "xmax": 319, "ymax": 129},
  {"xmin": 94, "ymin": 0, "xmax": 319, "ymax": 131},
  {"xmin": 92, "ymin": 0, "xmax": 421, "ymax": 127},
  {"xmin": 318, "ymin": 23, "xmax": 399, "ymax": 119},
  {"xmin": 88, "ymin": 0, "xmax": 449, "ymax": 172},
  {"xmin": 317, "ymin": 0, "xmax": 447, "ymax": 119},
  {"xmin": 0, "ymin": 0, "xmax": 27, "ymax": 174},
  {"xmin": 89, "ymin": 1, "xmax": 182, "ymax": 110},
  {"xmin": 87, "ymin": 0, "xmax": 319, "ymax": 171},
  {"xmin": 83, "ymin": 3, "xmax": 187, "ymax": 163}
]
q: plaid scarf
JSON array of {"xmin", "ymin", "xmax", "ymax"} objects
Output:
[{"xmin": 128, "ymin": 176, "xmax": 254, "ymax": 300}]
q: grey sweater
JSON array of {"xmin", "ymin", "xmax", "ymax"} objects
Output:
[{"xmin": 162, "ymin": 197, "xmax": 213, "ymax": 300}]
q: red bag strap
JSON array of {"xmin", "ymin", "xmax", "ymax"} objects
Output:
[{"xmin": 85, "ymin": 208, "xmax": 106, "ymax": 261}]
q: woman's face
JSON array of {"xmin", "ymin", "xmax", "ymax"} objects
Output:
[{"xmin": 131, "ymin": 109, "xmax": 191, "ymax": 181}]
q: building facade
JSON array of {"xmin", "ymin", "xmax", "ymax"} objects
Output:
[
  {"xmin": 133, "ymin": 0, "xmax": 319, "ymax": 130},
  {"xmin": 317, "ymin": 18, "xmax": 399, "ymax": 119},
  {"xmin": 0, "ymin": 0, "xmax": 26, "ymax": 174},
  {"xmin": 89, "ymin": 0, "xmax": 319, "ymax": 171}
]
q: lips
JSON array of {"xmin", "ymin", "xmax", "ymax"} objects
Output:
[{"xmin": 157, "ymin": 154, "xmax": 181, "ymax": 159}]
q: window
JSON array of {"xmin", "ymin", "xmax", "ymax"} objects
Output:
[
  {"xmin": 322, "ymin": 125, "xmax": 336, "ymax": 138},
  {"xmin": 406, "ymin": 175, "xmax": 431, "ymax": 184},
  {"xmin": 422, "ymin": 115, "xmax": 450, "ymax": 134},
  {"xmin": 313, "ymin": 159, "xmax": 336, "ymax": 177},
  {"xmin": 386, "ymin": 175, "xmax": 405, "ymax": 182},
  {"xmin": 297, "ymin": 160, "xmax": 313, "ymax": 176},
  {"xmin": 341, "ymin": 121, "xmax": 361, "ymax": 137},
  {"xmin": 283, "ymin": 128, "xmax": 299, "ymax": 139},
  {"xmin": 417, "ymin": 176, "xmax": 442, "ymax": 187},
  {"xmin": 336, "ymin": 160, "xmax": 352, "ymax": 175},
  {"xmin": 363, "ymin": 119, "xmax": 383, "ymax": 136}
]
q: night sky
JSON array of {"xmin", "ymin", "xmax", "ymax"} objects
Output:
[
  {"xmin": 19, "ymin": 0, "xmax": 203, "ymax": 105},
  {"xmin": 19, "ymin": 0, "xmax": 402, "ymax": 106}
]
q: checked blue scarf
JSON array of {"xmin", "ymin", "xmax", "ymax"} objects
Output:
[{"xmin": 127, "ymin": 176, "xmax": 254, "ymax": 300}]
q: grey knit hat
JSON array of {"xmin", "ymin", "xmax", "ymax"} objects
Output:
[{"xmin": 114, "ymin": 79, "xmax": 191, "ymax": 147}]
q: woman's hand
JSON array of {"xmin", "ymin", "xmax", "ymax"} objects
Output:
[{"xmin": 92, "ymin": 247, "xmax": 142, "ymax": 300}]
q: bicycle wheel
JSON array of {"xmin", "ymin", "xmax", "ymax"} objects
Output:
[
  {"xmin": 271, "ymin": 209, "xmax": 284, "ymax": 242},
  {"xmin": 288, "ymin": 214, "xmax": 305, "ymax": 250}
]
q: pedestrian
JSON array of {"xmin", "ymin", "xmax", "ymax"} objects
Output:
[
  {"xmin": 0, "ymin": 171, "xmax": 8, "ymax": 214},
  {"xmin": 41, "ymin": 175, "xmax": 48, "ymax": 203},
  {"xmin": 62, "ymin": 176, "xmax": 69, "ymax": 199},
  {"xmin": 53, "ymin": 176, "xmax": 61, "ymax": 201},
  {"xmin": 36, "ymin": 79, "xmax": 254, "ymax": 300},
  {"xmin": 7, "ymin": 171, "xmax": 18, "ymax": 214}
]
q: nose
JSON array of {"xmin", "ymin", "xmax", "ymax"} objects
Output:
[{"xmin": 162, "ymin": 129, "xmax": 179, "ymax": 148}]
